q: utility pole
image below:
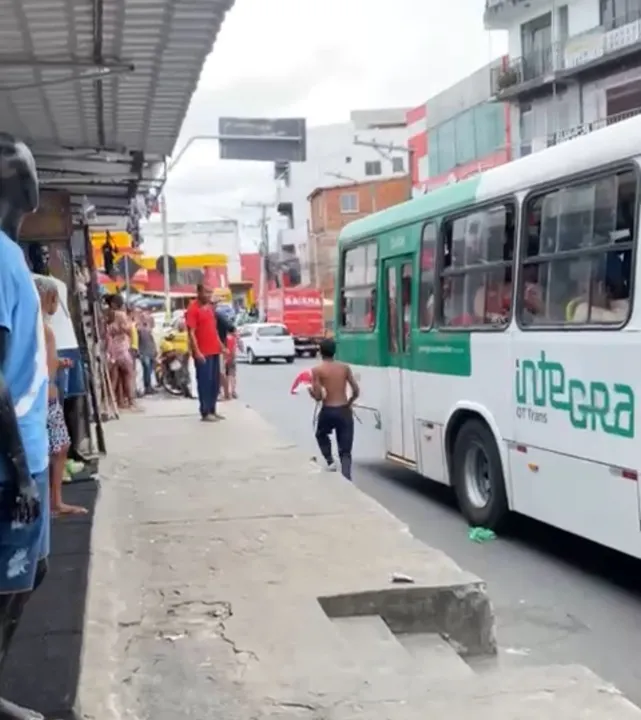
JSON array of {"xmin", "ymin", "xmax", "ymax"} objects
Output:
[
  {"xmin": 242, "ymin": 201, "xmax": 274, "ymax": 320},
  {"xmin": 273, "ymin": 164, "xmax": 291, "ymax": 291},
  {"xmin": 353, "ymin": 137, "xmax": 414, "ymax": 200},
  {"xmin": 307, "ymin": 231, "xmax": 321, "ymax": 290}
]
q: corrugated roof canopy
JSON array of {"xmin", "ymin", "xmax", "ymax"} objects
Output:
[{"xmin": 0, "ymin": 0, "xmax": 234, "ymax": 215}]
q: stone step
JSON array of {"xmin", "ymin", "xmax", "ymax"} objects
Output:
[
  {"xmin": 331, "ymin": 665, "xmax": 641, "ymax": 719},
  {"xmin": 332, "ymin": 615, "xmax": 474, "ymax": 693},
  {"xmin": 332, "ymin": 616, "xmax": 411, "ymax": 678},
  {"xmin": 396, "ymin": 632, "xmax": 473, "ymax": 681}
]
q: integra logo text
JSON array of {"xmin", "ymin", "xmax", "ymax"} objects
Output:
[{"xmin": 515, "ymin": 352, "xmax": 634, "ymax": 438}]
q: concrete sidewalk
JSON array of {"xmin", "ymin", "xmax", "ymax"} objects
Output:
[{"xmin": 79, "ymin": 398, "xmax": 641, "ymax": 719}]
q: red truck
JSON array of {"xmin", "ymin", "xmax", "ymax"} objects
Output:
[{"xmin": 266, "ymin": 288, "xmax": 324, "ymax": 357}]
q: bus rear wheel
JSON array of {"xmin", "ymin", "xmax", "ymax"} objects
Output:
[{"xmin": 452, "ymin": 419, "xmax": 508, "ymax": 531}]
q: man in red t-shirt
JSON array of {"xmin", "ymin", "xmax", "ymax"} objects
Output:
[{"xmin": 185, "ymin": 283, "xmax": 225, "ymax": 421}]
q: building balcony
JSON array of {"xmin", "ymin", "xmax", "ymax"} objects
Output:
[
  {"xmin": 513, "ymin": 106, "xmax": 641, "ymax": 158},
  {"xmin": 492, "ymin": 14, "xmax": 641, "ymax": 101},
  {"xmin": 484, "ymin": 0, "xmax": 547, "ymax": 30}
]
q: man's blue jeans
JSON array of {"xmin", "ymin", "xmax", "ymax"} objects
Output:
[
  {"xmin": 140, "ymin": 355, "xmax": 154, "ymax": 393},
  {"xmin": 194, "ymin": 354, "xmax": 220, "ymax": 418}
]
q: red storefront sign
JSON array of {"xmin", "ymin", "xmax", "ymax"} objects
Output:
[{"xmin": 283, "ymin": 292, "xmax": 322, "ymax": 308}]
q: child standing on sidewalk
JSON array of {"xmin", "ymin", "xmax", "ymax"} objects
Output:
[{"xmin": 225, "ymin": 329, "xmax": 238, "ymax": 399}]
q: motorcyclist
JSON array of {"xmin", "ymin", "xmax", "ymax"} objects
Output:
[
  {"xmin": 159, "ymin": 318, "xmax": 189, "ymax": 356},
  {"xmin": 158, "ymin": 318, "xmax": 191, "ymax": 397}
]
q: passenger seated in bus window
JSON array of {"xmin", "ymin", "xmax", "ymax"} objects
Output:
[
  {"xmin": 474, "ymin": 283, "xmax": 508, "ymax": 324},
  {"xmin": 421, "ymin": 274, "xmax": 439, "ymax": 327},
  {"xmin": 570, "ymin": 277, "xmax": 629, "ymax": 324},
  {"xmin": 427, "ymin": 277, "xmax": 448, "ymax": 326},
  {"xmin": 365, "ymin": 289, "xmax": 376, "ymax": 329},
  {"xmin": 442, "ymin": 276, "xmax": 476, "ymax": 327},
  {"xmin": 421, "ymin": 293, "xmax": 434, "ymax": 327},
  {"xmin": 519, "ymin": 265, "xmax": 545, "ymax": 323}
]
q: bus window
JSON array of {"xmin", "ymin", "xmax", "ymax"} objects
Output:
[
  {"xmin": 387, "ymin": 265, "xmax": 398, "ymax": 352},
  {"xmin": 401, "ymin": 262, "xmax": 412, "ymax": 349},
  {"xmin": 519, "ymin": 168, "xmax": 635, "ymax": 326},
  {"xmin": 340, "ymin": 240, "xmax": 378, "ymax": 330},
  {"xmin": 439, "ymin": 203, "xmax": 515, "ymax": 328},
  {"xmin": 419, "ymin": 223, "xmax": 437, "ymax": 328}
]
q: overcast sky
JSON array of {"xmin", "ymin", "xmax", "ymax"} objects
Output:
[{"xmin": 153, "ymin": 0, "xmax": 507, "ymax": 244}]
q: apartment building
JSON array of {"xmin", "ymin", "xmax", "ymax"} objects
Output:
[
  {"xmin": 485, "ymin": 0, "xmax": 641, "ymax": 155},
  {"xmin": 407, "ymin": 61, "xmax": 512, "ymax": 193},
  {"xmin": 307, "ymin": 176, "xmax": 410, "ymax": 300},
  {"xmin": 276, "ymin": 108, "xmax": 410, "ymax": 284}
]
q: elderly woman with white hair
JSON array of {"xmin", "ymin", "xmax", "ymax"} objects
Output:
[{"xmin": 34, "ymin": 276, "xmax": 87, "ymax": 517}]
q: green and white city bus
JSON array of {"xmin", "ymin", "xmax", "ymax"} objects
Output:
[{"xmin": 335, "ymin": 114, "xmax": 641, "ymax": 558}]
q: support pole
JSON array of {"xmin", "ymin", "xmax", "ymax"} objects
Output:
[{"xmin": 160, "ymin": 187, "xmax": 171, "ymax": 320}]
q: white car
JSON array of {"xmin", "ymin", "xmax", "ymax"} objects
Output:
[{"xmin": 237, "ymin": 323, "xmax": 295, "ymax": 364}]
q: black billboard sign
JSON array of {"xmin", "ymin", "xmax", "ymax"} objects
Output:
[{"xmin": 218, "ymin": 117, "xmax": 306, "ymax": 163}]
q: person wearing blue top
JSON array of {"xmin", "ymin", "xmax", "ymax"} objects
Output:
[{"xmin": 0, "ymin": 133, "xmax": 50, "ymax": 720}]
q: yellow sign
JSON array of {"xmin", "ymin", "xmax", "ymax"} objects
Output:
[
  {"xmin": 90, "ymin": 230, "xmax": 132, "ymax": 250},
  {"xmin": 136, "ymin": 253, "xmax": 227, "ymax": 270},
  {"xmin": 213, "ymin": 287, "xmax": 232, "ymax": 301}
]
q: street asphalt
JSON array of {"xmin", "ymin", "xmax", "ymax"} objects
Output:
[{"xmin": 236, "ymin": 357, "xmax": 641, "ymax": 706}]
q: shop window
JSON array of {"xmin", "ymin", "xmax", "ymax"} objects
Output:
[
  {"xmin": 439, "ymin": 203, "xmax": 515, "ymax": 328},
  {"xmin": 454, "ymin": 111, "xmax": 476, "ymax": 166},
  {"xmin": 340, "ymin": 241, "xmax": 378, "ymax": 331},
  {"xmin": 436, "ymin": 121, "xmax": 457, "ymax": 176},
  {"xmin": 418, "ymin": 222, "xmax": 438, "ymax": 328},
  {"xmin": 519, "ymin": 168, "xmax": 636, "ymax": 326},
  {"xmin": 474, "ymin": 103, "xmax": 506, "ymax": 158}
]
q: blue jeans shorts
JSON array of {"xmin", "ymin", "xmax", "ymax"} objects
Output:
[{"xmin": 0, "ymin": 468, "xmax": 50, "ymax": 594}]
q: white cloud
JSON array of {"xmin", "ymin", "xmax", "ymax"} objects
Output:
[{"xmin": 161, "ymin": 0, "xmax": 507, "ymax": 225}]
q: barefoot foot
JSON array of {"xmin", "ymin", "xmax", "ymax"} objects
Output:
[{"xmin": 52, "ymin": 503, "xmax": 89, "ymax": 517}]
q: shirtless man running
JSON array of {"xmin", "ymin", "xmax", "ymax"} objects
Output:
[{"xmin": 309, "ymin": 338, "xmax": 360, "ymax": 480}]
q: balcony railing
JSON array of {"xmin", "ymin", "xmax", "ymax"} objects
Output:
[
  {"xmin": 492, "ymin": 11, "xmax": 641, "ymax": 97},
  {"xmin": 554, "ymin": 105, "xmax": 641, "ymax": 144},
  {"xmin": 515, "ymin": 106, "xmax": 641, "ymax": 159}
]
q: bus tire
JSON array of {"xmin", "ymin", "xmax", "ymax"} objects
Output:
[{"xmin": 452, "ymin": 419, "xmax": 508, "ymax": 531}]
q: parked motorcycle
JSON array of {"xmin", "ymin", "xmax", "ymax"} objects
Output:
[{"xmin": 156, "ymin": 341, "xmax": 191, "ymax": 397}]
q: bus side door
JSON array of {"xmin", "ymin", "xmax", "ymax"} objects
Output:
[{"xmin": 382, "ymin": 256, "xmax": 417, "ymax": 463}]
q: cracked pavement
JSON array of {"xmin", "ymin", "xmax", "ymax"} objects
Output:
[{"xmin": 77, "ymin": 397, "xmax": 641, "ymax": 720}]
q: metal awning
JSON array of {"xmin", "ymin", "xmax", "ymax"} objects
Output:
[{"xmin": 0, "ymin": 0, "xmax": 235, "ymax": 215}]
